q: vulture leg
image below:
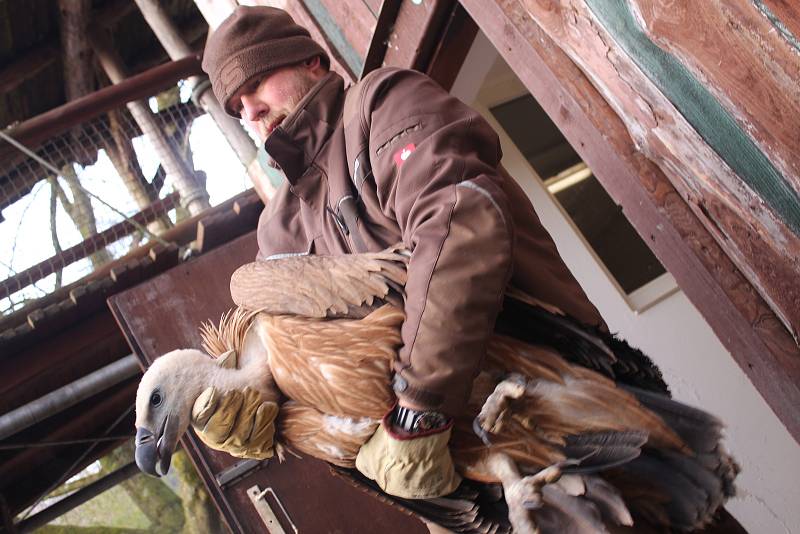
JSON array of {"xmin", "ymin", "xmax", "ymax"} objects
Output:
[
  {"xmin": 487, "ymin": 452, "xmax": 566, "ymax": 534},
  {"xmin": 474, "ymin": 374, "xmax": 528, "ymax": 444}
]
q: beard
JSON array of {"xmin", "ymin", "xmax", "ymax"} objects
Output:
[{"xmin": 257, "ymin": 69, "xmax": 321, "ymax": 140}]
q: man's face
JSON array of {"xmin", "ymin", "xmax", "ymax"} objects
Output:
[{"xmin": 230, "ymin": 64, "xmax": 321, "ymax": 142}]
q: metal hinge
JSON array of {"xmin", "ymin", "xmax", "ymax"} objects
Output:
[
  {"xmin": 215, "ymin": 459, "xmax": 268, "ymax": 489},
  {"xmin": 247, "ymin": 485, "xmax": 298, "ymax": 534}
]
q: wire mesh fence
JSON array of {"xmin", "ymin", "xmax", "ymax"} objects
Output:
[{"xmin": 0, "ymin": 78, "xmax": 255, "ymax": 316}]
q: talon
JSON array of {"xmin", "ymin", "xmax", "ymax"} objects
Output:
[
  {"xmin": 473, "ymin": 416, "xmax": 493, "ymax": 446},
  {"xmin": 477, "ymin": 374, "xmax": 528, "ymax": 435}
]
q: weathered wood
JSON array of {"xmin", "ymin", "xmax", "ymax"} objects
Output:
[
  {"xmin": 513, "ymin": 0, "xmax": 800, "ymax": 339},
  {"xmin": 382, "ymin": 0, "xmax": 455, "ymax": 70},
  {"xmin": 758, "ymin": 0, "xmax": 800, "ymax": 50},
  {"xmin": 196, "ymin": 195, "xmax": 263, "ymax": 254},
  {"xmin": 0, "ymin": 56, "xmax": 202, "ymax": 167},
  {"xmin": 425, "ymin": 3, "xmax": 478, "ymax": 91},
  {"xmin": 57, "ymin": 0, "xmax": 95, "ymax": 101},
  {"xmin": 628, "ymin": 0, "xmax": 800, "ymax": 194},
  {"xmin": 0, "ymin": 189, "xmax": 260, "ymax": 342},
  {"xmin": 362, "ymin": 0, "xmax": 403, "ymax": 77},
  {"xmin": 459, "ymin": 0, "xmax": 800, "ymax": 443},
  {"xmin": 0, "ymin": 45, "xmax": 62, "ymax": 128},
  {"xmin": 0, "ymin": 193, "xmax": 180, "ymax": 301},
  {"xmin": 307, "ymin": 0, "xmax": 375, "ymax": 63},
  {"xmin": 288, "ymin": 2, "xmax": 357, "ymax": 82}
]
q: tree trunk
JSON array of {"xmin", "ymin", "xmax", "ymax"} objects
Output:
[
  {"xmin": 103, "ymin": 108, "xmax": 171, "ymax": 236},
  {"xmin": 52, "ymin": 165, "xmax": 113, "ymax": 269}
]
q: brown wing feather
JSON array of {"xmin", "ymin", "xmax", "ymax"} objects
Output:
[
  {"xmin": 230, "ymin": 247, "xmax": 408, "ymax": 318},
  {"xmin": 252, "ymin": 305, "xmax": 403, "ymax": 419}
]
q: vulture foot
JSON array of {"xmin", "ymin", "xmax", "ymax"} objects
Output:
[
  {"xmin": 488, "ymin": 452, "xmax": 567, "ymax": 534},
  {"xmin": 474, "ymin": 374, "xmax": 528, "ymax": 445}
]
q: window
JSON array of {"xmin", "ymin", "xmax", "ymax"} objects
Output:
[{"xmin": 490, "ymin": 94, "xmax": 667, "ymax": 296}]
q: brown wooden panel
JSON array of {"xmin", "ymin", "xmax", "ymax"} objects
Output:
[
  {"xmin": 425, "ymin": 3, "xmax": 478, "ymax": 91},
  {"xmin": 630, "ymin": 0, "xmax": 800, "ymax": 190},
  {"xmin": 459, "ymin": 0, "xmax": 800, "ymax": 443},
  {"xmin": 509, "ymin": 0, "xmax": 800, "ymax": 339},
  {"xmin": 108, "ymin": 231, "xmax": 426, "ymax": 533},
  {"xmin": 382, "ymin": 0, "xmax": 455, "ymax": 70}
]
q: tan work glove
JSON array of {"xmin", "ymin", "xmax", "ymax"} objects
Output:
[
  {"xmin": 191, "ymin": 386, "xmax": 278, "ymax": 459},
  {"xmin": 356, "ymin": 412, "xmax": 461, "ymax": 499}
]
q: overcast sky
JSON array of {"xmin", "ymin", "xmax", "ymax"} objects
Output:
[{"xmin": 0, "ymin": 92, "xmax": 252, "ymax": 314}]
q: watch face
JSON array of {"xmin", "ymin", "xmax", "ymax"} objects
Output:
[{"xmin": 413, "ymin": 412, "xmax": 448, "ymax": 432}]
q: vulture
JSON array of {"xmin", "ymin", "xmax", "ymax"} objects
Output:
[{"xmin": 134, "ymin": 246, "xmax": 739, "ymax": 534}]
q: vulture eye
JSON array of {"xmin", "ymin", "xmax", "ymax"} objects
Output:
[{"xmin": 150, "ymin": 391, "xmax": 163, "ymax": 407}]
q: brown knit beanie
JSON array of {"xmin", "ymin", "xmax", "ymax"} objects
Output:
[{"xmin": 202, "ymin": 6, "xmax": 329, "ymax": 116}]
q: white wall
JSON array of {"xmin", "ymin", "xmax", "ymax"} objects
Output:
[{"xmin": 451, "ymin": 30, "xmax": 800, "ymax": 534}]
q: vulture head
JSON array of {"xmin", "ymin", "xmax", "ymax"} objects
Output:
[{"xmin": 134, "ymin": 348, "xmax": 225, "ymax": 477}]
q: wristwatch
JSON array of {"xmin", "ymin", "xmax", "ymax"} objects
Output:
[{"xmin": 392, "ymin": 405, "xmax": 450, "ymax": 433}]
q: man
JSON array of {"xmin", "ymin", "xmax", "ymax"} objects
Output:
[{"xmin": 200, "ymin": 5, "xmax": 603, "ymax": 500}]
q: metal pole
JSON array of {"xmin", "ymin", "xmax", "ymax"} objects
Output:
[
  {"xmin": 16, "ymin": 462, "xmax": 140, "ymax": 533},
  {"xmin": 135, "ymin": 0, "xmax": 276, "ymax": 202},
  {"xmin": 0, "ymin": 355, "xmax": 141, "ymax": 441}
]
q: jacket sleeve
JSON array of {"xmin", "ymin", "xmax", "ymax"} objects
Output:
[{"xmin": 361, "ymin": 69, "xmax": 514, "ymax": 415}]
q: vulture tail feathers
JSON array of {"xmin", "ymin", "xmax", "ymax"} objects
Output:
[
  {"xmin": 496, "ymin": 295, "xmax": 670, "ymax": 395},
  {"xmin": 557, "ymin": 431, "xmax": 648, "ymax": 474},
  {"xmin": 622, "ymin": 385, "xmax": 739, "ymax": 498},
  {"xmin": 598, "ymin": 390, "xmax": 739, "ymax": 530}
]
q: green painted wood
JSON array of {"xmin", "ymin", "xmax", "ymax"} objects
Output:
[
  {"xmin": 584, "ymin": 0, "xmax": 800, "ymax": 236},
  {"xmin": 752, "ymin": 0, "xmax": 800, "ymax": 53},
  {"xmin": 302, "ymin": 0, "xmax": 365, "ymax": 77}
]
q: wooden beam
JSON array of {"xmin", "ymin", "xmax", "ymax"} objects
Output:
[
  {"xmin": 0, "ymin": 189, "xmax": 261, "ymax": 353},
  {"xmin": 381, "ymin": 0, "xmax": 455, "ymax": 71},
  {"xmin": 627, "ymin": 0, "xmax": 800, "ymax": 189},
  {"xmin": 91, "ymin": 28, "xmax": 209, "ymax": 215},
  {"xmin": 58, "ymin": 0, "xmax": 95, "ymax": 101},
  {"xmin": 288, "ymin": 2, "xmax": 358, "ymax": 82},
  {"xmin": 361, "ymin": 0, "xmax": 403, "ymax": 77},
  {"xmin": 0, "ymin": 193, "xmax": 180, "ymax": 301},
  {"xmin": 511, "ymin": 0, "xmax": 800, "ymax": 338},
  {"xmin": 425, "ymin": 3, "xmax": 478, "ymax": 91},
  {"xmin": 758, "ymin": 0, "xmax": 800, "ymax": 50},
  {"xmin": 0, "ymin": 56, "xmax": 202, "ymax": 165},
  {"xmin": 459, "ymin": 0, "xmax": 800, "ymax": 443}
]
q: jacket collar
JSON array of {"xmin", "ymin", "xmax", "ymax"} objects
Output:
[{"xmin": 263, "ymin": 72, "xmax": 345, "ymax": 185}]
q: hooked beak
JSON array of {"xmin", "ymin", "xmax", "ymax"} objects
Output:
[{"xmin": 135, "ymin": 415, "xmax": 173, "ymax": 477}]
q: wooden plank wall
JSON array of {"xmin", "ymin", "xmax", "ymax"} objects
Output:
[
  {"xmin": 512, "ymin": 0, "xmax": 800, "ymax": 340},
  {"xmin": 460, "ymin": 0, "xmax": 800, "ymax": 443}
]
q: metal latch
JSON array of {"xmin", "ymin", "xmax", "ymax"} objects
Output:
[
  {"xmin": 247, "ymin": 485, "xmax": 298, "ymax": 534},
  {"xmin": 215, "ymin": 458, "xmax": 268, "ymax": 489}
]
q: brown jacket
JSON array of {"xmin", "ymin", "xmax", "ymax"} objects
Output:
[{"xmin": 258, "ymin": 68, "xmax": 603, "ymax": 415}]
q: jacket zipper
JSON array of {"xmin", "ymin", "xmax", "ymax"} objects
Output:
[{"xmin": 326, "ymin": 205, "xmax": 353, "ymax": 253}]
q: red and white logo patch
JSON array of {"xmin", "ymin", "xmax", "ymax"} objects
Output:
[{"xmin": 393, "ymin": 143, "xmax": 416, "ymax": 168}]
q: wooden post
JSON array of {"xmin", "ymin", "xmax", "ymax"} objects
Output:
[
  {"xmin": 90, "ymin": 30, "xmax": 210, "ymax": 216},
  {"xmin": 135, "ymin": 0, "xmax": 276, "ymax": 202}
]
